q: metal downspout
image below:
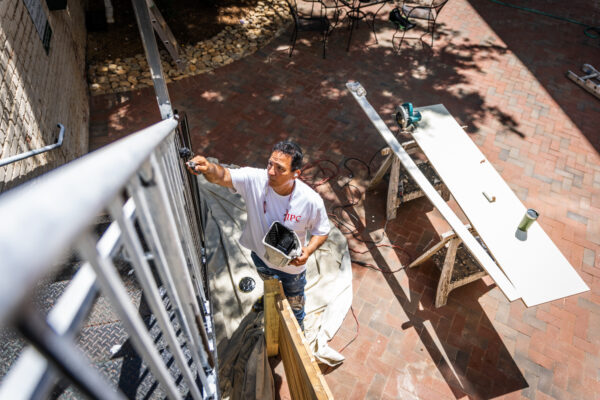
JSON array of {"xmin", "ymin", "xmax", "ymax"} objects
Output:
[{"xmin": 0, "ymin": 124, "xmax": 65, "ymax": 167}]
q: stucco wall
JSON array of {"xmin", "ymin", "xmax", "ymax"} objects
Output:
[{"xmin": 0, "ymin": 0, "xmax": 88, "ymax": 192}]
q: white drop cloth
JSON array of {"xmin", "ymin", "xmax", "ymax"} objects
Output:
[{"xmin": 197, "ymin": 173, "xmax": 352, "ymax": 398}]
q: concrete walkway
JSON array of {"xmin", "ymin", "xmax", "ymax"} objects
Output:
[{"xmin": 90, "ymin": 0, "xmax": 600, "ymax": 398}]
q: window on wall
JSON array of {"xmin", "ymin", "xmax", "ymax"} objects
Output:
[{"xmin": 23, "ymin": 0, "xmax": 52, "ymax": 54}]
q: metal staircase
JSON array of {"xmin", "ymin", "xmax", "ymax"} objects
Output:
[
  {"xmin": 0, "ymin": 112, "xmax": 218, "ymax": 399},
  {"xmin": 0, "ymin": 1, "xmax": 218, "ymax": 397}
]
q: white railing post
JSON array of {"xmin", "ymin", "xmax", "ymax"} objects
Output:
[
  {"xmin": 107, "ymin": 197, "xmax": 204, "ymax": 400},
  {"xmin": 148, "ymin": 153, "xmax": 215, "ymax": 370},
  {"xmin": 76, "ymin": 231, "xmax": 183, "ymax": 399},
  {"xmin": 128, "ymin": 162, "xmax": 210, "ymax": 374}
]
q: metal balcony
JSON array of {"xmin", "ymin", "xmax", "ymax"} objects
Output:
[{"xmin": 0, "ymin": 114, "xmax": 218, "ymax": 399}]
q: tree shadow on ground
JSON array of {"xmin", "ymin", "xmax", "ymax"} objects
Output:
[
  {"xmin": 365, "ymin": 193, "xmax": 528, "ymax": 399},
  {"xmin": 465, "ymin": 0, "xmax": 600, "ymax": 153},
  {"xmin": 314, "ymin": 167, "xmax": 528, "ymax": 398},
  {"xmin": 90, "ymin": 9, "xmax": 540, "ymax": 397},
  {"xmin": 92, "ymin": 3, "xmax": 527, "ymax": 153},
  {"xmin": 172, "ymin": 16, "xmax": 530, "ymax": 398}
]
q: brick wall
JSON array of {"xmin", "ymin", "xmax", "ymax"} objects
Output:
[{"xmin": 0, "ymin": 0, "xmax": 88, "ymax": 192}]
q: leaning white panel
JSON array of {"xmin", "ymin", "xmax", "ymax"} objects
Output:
[
  {"xmin": 346, "ymin": 81, "xmax": 521, "ymax": 302},
  {"xmin": 412, "ymin": 105, "xmax": 589, "ymax": 306}
]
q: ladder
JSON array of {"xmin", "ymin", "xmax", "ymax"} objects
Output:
[
  {"xmin": 567, "ymin": 63, "xmax": 600, "ymax": 100},
  {"xmin": 146, "ymin": 0, "xmax": 187, "ymax": 71}
]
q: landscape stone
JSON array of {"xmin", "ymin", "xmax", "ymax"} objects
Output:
[{"xmin": 87, "ymin": 0, "xmax": 291, "ymax": 95}]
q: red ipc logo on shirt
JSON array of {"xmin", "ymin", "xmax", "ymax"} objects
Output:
[{"xmin": 283, "ymin": 211, "xmax": 302, "ymax": 222}]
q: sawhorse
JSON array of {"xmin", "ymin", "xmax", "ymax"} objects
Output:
[
  {"xmin": 368, "ymin": 142, "xmax": 484, "ymax": 308},
  {"xmin": 368, "ymin": 142, "xmax": 449, "ymax": 220},
  {"xmin": 408, "ymin": 225, "xmax": 487, "ymax": 307}
]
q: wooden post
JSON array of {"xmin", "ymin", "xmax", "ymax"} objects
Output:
[
  {"xmin": 263, "ymin": 279, "xmax": 333, "ymax": 399},
  {"xmin": 367, "ymin": 152, "xmax": 393, "ymax": 190},
  {"xmin": 435, "ymin": 237, "xmax": 461, "ymax": 308},
  {"xmin": 278, "ymin": 296, "xmax": 333, "ymax": 400},
  {"xmin": 264, "ymin": 279, "xmax": 281, "ymax": 357},
  {"xmin": 408, "ymin": 231, "xmax": 456, "ymax": 268},
  {"xmin": 386, "ymin": 156, "xmax": 401, "ymax": 220}
]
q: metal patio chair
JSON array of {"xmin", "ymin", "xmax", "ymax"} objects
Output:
[
  {"xmin": 286, "ymin": 0, "xmax": 334, "ymax": 58},
  {"xmin": 393, "ymin": 0, "xmax": 449, "ymax": 49},
  {"xmin": 336, "ymin": 0, "xmax": 391, "ymax": 51}
]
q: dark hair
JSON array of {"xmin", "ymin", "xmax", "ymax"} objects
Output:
[{"xmin": 272, "ymin": 141, "xmax": 303, "ymax": 171}]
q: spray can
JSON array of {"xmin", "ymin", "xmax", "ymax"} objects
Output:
[{"xmin": 518, "ymin": 209, "xmax": 539, "ymax": 232}]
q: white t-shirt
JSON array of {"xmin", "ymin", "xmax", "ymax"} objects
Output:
[{"xmin": 229, "ymin": 167, "xmax": 330, "ymax": 274}]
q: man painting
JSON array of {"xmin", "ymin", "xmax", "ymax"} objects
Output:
[{"xmin": 188, "ymin": 141, "xmax": 330, "ymax": 329}]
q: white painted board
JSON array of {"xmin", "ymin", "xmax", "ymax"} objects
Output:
[
  {"xmin": 346, "ymin": 82, "xmax": 520, "ymax": 302},
  {"xmin": 412, "ymin": 104, "xmax": 589, "ymax": 307}
]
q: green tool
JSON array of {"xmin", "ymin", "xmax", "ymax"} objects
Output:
[{"xmin": 395, "ymin": 102, "xmax": 422, "ymax": 130}]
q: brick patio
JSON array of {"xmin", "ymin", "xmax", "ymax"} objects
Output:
[{"xmin": 89, "ymin": 0, "xmax": 600, "ymax": 398}]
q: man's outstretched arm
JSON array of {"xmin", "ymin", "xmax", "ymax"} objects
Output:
[{"xmin": 187, "ymin": 155, "xmax": 233, "ymax": 188}]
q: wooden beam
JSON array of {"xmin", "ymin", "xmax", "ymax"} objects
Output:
[
  {"xmin": 367, "ymin": 153, "xmax": 393, "ymax": 190},
  {"xmin": 381, "ymin": 140, "xmax": 419, "ymax": 156},
  {"xmin": 264, "ymin": 279, "xmax": 332, "ymax": 398},
  {"xmin": 408, "ymin": 232, "xmax": 456, "ymax": 268},
  {"xmin": 277, "ymin": 294, "xmax": 333, "ymax": 400},
  {"xmin": 264, "ymin": 279, "xmax": 281, "ymax": 357},
  {"xmin": 448, "ymin": 270, "xmax": 488, "ymax": 291},
  {"xmin": 435, "ymin": 237, "xmax": 461, "ymax": 308},
  {"xmin": 386, "ymin": 156, "xmax": 401, "ymax": 220}
]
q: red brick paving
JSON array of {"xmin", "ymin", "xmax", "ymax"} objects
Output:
[{"xmin": 90, "ymin": 0, "xmax": 600, "ymax": 398}]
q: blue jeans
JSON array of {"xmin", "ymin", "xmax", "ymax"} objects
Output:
[{"xmin": 251, "ymin": 252, "xmax": 306, "ymax": 328}]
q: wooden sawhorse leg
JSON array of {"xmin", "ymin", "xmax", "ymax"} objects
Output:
[
  {"xmin": 386, "ymin": 157, "xmax": 401, "ymax": 221},
  {"xmin": 367, "ymin": 152, "xmax": 393, "ymax": 190},
  {"xmin": 368, "ymin": 142, "xmax": 448, "ymax": 221},
  {"xmin": 408, "ymin": 230, "xmax": 458, "ymax": 269},
  {"xmin": 366, "ymin": 150, "xmax": 401, "ymax": 221},
  {"xmin": 410, "ymin": 233, "xmax": 461, "ymax": 308},
  {"xmin": 436, "ymin": 237, "xmax": 461, "ymax": 308},
  {"xmin": 409, "ymin": 229, "xmax": 484, "ymax": 308}
]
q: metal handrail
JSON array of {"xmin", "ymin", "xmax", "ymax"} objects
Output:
[
  {"xmin": 0, "ymin": 123, "xmax": 65, "ymax": 167},
  {"xmin": 0, "ymin": 117, "xmax": 177, "ymax": 324},
  {"xmin": 1, "ymin": 0, "xmax": 217, "ymax": 396},
  {"xmin": 0, "ymin": 115, "xmax": 217, "ymax": 399}
]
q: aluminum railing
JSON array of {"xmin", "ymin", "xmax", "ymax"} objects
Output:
[{"xmin": 0, "ymin": 115, "xmax": 218, "ymax": 399}]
